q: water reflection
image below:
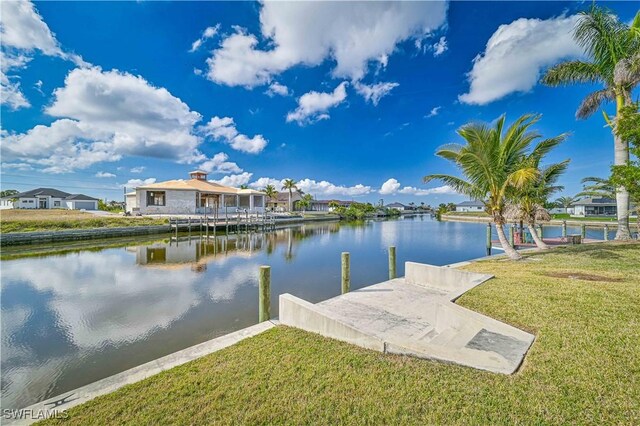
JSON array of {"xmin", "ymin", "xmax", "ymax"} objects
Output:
[{"xmin": 0, "ymin": 218, "xmax": 609, "ymax": 409}]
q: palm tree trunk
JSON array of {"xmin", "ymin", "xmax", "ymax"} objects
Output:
[
  {"xmin": 288, "ymin": 190, "xmax": 292, "ymax": 212},
  {"xmin": 495, "ymin": 221, "xmax": 521, "ymax": 260},
  {"xmin": 614, "ymin": 96, "xmax": 632, "ymax": 240},
  {"xmin": 527, "ymin": 223, "xmax": 549, "ymax": 250}
]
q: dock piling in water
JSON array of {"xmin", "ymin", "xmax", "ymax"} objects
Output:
[
  {"xmin": 604, "ymin": 225, "xmax": 609, "ymax": 241},
  {"xmin": 388, "ymin": 246, "xmax": 396, "ymax": 280},
  {"xmin": 581, "ymin": 224, "xmax": 586, "ymax": 239},
  {"xmin": 259, "ymin": 266, "xmax": 271, "ymax": 322},
  {"xmin": 509, "ymin": 225, "xmax": 515, "ymax": 247},
  {"xmin": 486, "ymin": 223, "xmax": 492, "ymax": 255},
  {"xmin": 341, "ymin": 252, "xmax": 350, "ymax": 294},
  {"xmin": 562, "ymin": 221, "xmax": 567, "ymax": 238}
]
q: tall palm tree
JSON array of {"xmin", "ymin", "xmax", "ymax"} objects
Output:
[
  {"xmin": 281, "ymin": 179, "xmax": 299, "ymax": 212},
  {"xmin": 424, "ymin": 114, "xmax": 560, "ymax": 260},
  {"xmin": 555, "ymin": 195, "xmax": 580, "ymax": 214},
  {"xmin": 541, "ymin": 7, "xmax": 640, "ymax": 240},
  {"xmin": 507, "ymin": 160, "xmax": 570, "ymax": 250},
  {"xmin": 262, "ymin": 184, "xmax": 278, "ymax": 210}
]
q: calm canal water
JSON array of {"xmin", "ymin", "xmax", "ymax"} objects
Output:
[{"xmin": 0, "ymin": 216, "xmax": 612, "ymax": 409}]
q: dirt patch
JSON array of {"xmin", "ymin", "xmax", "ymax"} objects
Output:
[{"xmin": 544, "ymin": 272, "xmax": 624, "ymax": 282}]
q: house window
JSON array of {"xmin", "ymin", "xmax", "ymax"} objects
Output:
[
  {"xmin": 253, "ymin": 196, "xmax": 263, "ymax": 208},
  {"xmin": 54, "ymin": 201, "xmax": 60, "ymax": 207},
  {"xmin": 224, "ymin": 195, "xmax": 237, "ymax": 207},
  {"xmin": 146, "ymin": 191, "xmax": 166, "ymax": 206},
  {"xmin": 239, "ymin": 195, "xmax": 250, "ymax": 208}
]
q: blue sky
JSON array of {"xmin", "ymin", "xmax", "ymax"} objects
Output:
[{"xmin": 1, "ymin": 1, "xmax": 637, "ymax": 205}]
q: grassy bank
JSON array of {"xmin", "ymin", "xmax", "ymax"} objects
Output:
[
  {"xmin": 41, "ymin": 242, "xmax": 639, "ymax": 425},
  {"xmin": 0, "ymin": 210, "xmax": 167, "ymax": 233}
]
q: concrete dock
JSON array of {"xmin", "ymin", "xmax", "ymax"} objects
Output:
[{"xmin": 280, "ymin": 262, "xmax": 534, "ymax": 374}]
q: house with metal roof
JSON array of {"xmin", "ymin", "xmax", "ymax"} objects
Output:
[
  {"xmin": 386, "ymin": 202, "xmax": 414, "ymax": 211},
  {"xmin": 125, "ymin": 171, "xmax": 266, "ymax": 215},
  {"xmin": 0, "ymin": 188, "xmax": 99, "ymax": 210},
  {"xmin": 455, "ymin": 200, "xmax": 485, "ymax": 213}
]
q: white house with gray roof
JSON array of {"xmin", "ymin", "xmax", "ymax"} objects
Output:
[
  {"xmin": 0, "ymin": 188, "xmax": 99, "ymax": 210},
  {"xmin": 455, "ymin": 200, "xmax": 484, "ymax": 213}
]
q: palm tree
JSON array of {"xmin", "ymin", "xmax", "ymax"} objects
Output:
[
  {"xmin": 555, "ymin": 195, "xmax": 580, "ymax": 214},
  {"xmin": 541, "ymin": 7, "xmax": 640, "ymax": 240},
  {"xmin": 424, "ymin": 114, "xmax": 560, "ymax": 260},
  {"xmin": 262, "ymin": 184, "xmax": 278, "ymax": 210},
  {"xmin": 281, "ymin": 179, "xmax": 299, "ymax": 212},
  {"xmin": 507, "ymin": 160, "xmax": 570, "ymax": 250},
  {"xmin": 298, "ymin": 193, "xmax": 313, "ymax": 211}
]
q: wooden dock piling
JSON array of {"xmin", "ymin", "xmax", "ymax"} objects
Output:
[
  {"xmin": 486, "ymin": 223, "xmax": 492, "ymax": 255},
  {"xmin": 341, "ymin": 252, "xmax": 350, "ymax": 294},
  {"xmin": 388, "ymin": 246, "xmax": 396, "ymax": 280},
  {"xmin": 259, "ymin": 266, "xmax": 271, "ymax": 322},
  {"xmin": 604, "ymin": 225, "xmax": 609, "ymax": 241}
]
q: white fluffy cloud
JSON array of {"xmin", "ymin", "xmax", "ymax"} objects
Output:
[
  {"xmin": 380, "ymin": 178, "xmax": 401, "ymax": 195},
  {"xmin": 297, "ymin": 179, "xmax": 371, "ymax": 197},
  {"xmin": 198, "ymin": 152, "xmax": 243, "ymax": 174},
  {"xmin": 210, "ymin": 172, "xmax": 254, "ymax": 187},
  {"xmin": 265, "ymin": 82, "xmax": 290, "ymax": 97},
  {"xmin": 0, "ymin": 0, "xmax": 84, "ymax": 110},
  {"xmin": 459, "ymin": 15, "xmax": 582, "ymax": 105},
  {"xmin": 130, "ymin": 166, "xmax": 145, "ymax": 173},
  {"xmin": 355, "ymin": 81, "xmax": 399, "ymax": 105},
  {"xmin": 190, "ymin": 24, "xmax": 220, "ymax": 52},
  {"xmin": 399, "ymin": 185, "xmax": 457, "ymax": 196},
  {"xmin": 380, "ymin": 178, "xmax": 457, "ymax": 196},
  {"xmin": 286, "ymin": 82, "xmax": 348, "ymax": 124},
  {"xmin": 247, "ymin": 177, "xmax": 370, "ymax": 197},
  {"xmin": 206, "ymin": 1, "xmax": 447, "ymax": 87},
  {"xmin": 95, "ymin": 171, "xmax": 116, "ymax": 178},
  {"xmin": 200, "ymin": 116, "xmax": 268, "ymax": 154},
  {"xmin": 248, "ymin": 177, "xmax": 284, "ymax": 190},
  {"xmin": 123, "ymin": 178, "xmax": 156, "ymax": 188},
  {"xmin": 2, "ymin": 67, "xmax": 204, "ymax": 172},
  {"xmin": 1, "ymin": 0, "xmax": 63, "ymax": 57}
]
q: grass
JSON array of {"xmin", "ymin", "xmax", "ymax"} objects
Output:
[
  {"xmin": 41, "ymin": 243, "xmax": 640, "ymax": 425},
  {"xmin": 444, "ymin": 211, "xmax": 490, "ymax": 217},
  {"xmin": 0, "ymin": 209, "xmax": 167, "ymax": 233},
  {"xmin": 551, "ymin": 213, "xmax": 619, "ymax": 222}
]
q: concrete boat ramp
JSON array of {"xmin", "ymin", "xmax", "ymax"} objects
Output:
[{"xmin": 280, "ymin": 262, "xmax": 534, "ymax": 374}]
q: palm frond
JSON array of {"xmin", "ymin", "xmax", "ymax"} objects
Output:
[
  {"xmin": 541, "ymin": 61, "xmax": 605, "ymax": 86},
  {"xmin": 575, "ymin": 6, "xmax": 627, "ymax": 70},
  {"xmin": 423, "ymin": 174, "xmax": 475, "ymax": 197},
  {"xmin": 576, "ymin": 88, "xmax": 616, "ymax": 119}
]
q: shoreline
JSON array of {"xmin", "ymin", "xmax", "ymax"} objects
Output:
[
  {"xmin": 441, "ymin": 214, "xmax": 623, "ymax": 228},
  {"xmin": 0, "ymin": 214, "xmax": 340, "ymax": 247}
]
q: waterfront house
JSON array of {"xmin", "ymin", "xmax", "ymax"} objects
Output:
[
  {"xmin": 386, "ymin": 202, "xmax": 413, "ymax": 211},
  {"xmin": 0, "ymin": 188, "xmax": 99, "ymax": 210},
  {"xmin": 309, "ymin": 199, "xmax": 352, "ymax": 212},
  {"xmin": 125, "ymin": 171, "xmax": 266, "ymax": 215},
  {"xmin": 267, "ymin": 191, "xmax": 302, "ymax": 212},
  {"xmin": 571, "ymin": 197, "xmax": 628, "ymax": 217},
  {"xmin": 455, "ymin": 200, "xmax": 485, "ymax": 213}
]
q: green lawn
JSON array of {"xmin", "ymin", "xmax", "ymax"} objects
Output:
[
  {"xmin": 551, "ymin": 213, "xmax": 619, "ymax": 222},
  {"xmin": 0, "ymin": 209, "xmax": 168, "ymax": 233},
  {"xmin": 41, "ymin": 243, "xmax": 640, "ymax": 425}
]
